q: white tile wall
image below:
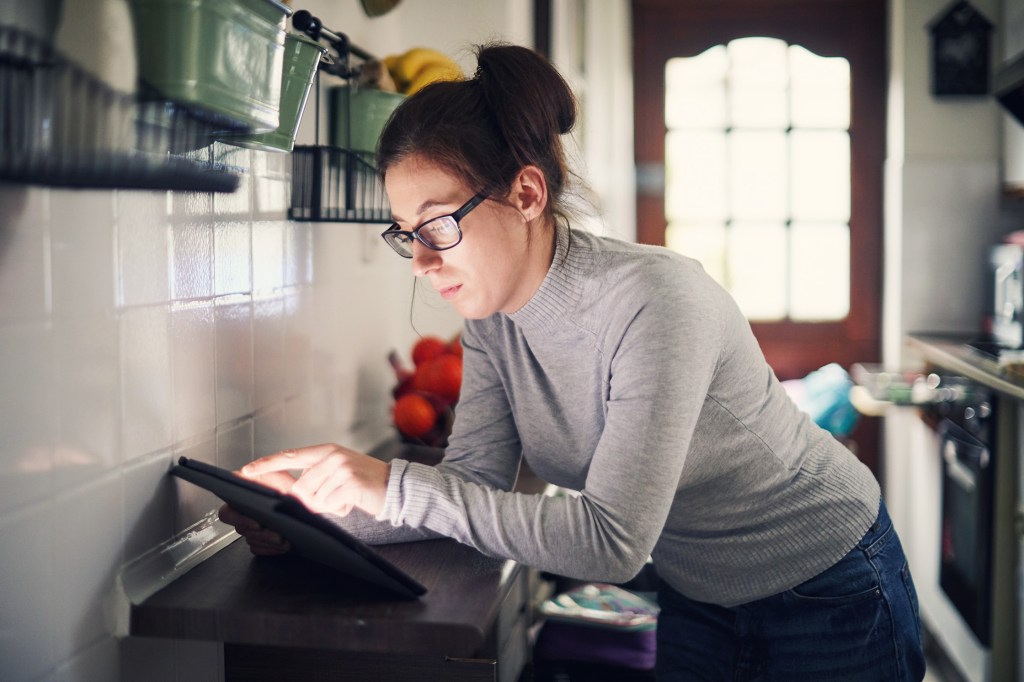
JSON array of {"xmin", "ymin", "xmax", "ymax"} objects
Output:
[
  {"xmin": 0, "ymin": 139, "xmax": 461, "ymax": 681},
  {"xmin": 0, "ymin": 0, "xmax": 532, "ymax": 678}
]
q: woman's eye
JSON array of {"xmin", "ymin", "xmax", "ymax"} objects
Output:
[{"xmin": 423, "ymin": 220, "xmax": 457, "ymax": 239}]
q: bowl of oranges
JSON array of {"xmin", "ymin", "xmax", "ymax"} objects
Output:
[{"xmin": 389, "ymin": 333, "xmax": 463, "ymax": 447}]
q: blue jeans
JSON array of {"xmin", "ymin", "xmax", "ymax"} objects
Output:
[{"xmin": 655, "ymin": 501, "xmax": 925, "ymax": 681}]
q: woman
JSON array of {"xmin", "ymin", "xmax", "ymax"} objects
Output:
[{"xmin": 220, "ymin": 43, "xmax": 925, "ymax": 680}]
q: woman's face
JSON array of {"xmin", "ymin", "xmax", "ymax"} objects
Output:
[{"xmin": 384, "ymin": 155, "xmax": 553, "ymax": 319}]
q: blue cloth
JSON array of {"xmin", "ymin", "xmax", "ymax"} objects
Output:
[{"xmin": 654, "ymin": 500, "xmax": 925, "ymax": 681}]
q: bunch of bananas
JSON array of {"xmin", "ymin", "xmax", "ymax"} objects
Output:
[{"xmin": 382, "ymin": 47, "xmax": 464, "ymax": 96}]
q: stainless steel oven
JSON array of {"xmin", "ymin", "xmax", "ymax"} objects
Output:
[{"xmin": 935, "ymin": 385, "xmax": 997, "ymax": 647}]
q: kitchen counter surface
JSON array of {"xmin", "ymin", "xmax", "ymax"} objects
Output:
[
  {"xmin": 129, "ymin": 442, "xmax": 548, "ymax": 681},
  {"xmin": 907, "ymin": 332, "xmax": 1024, "ymax": 400}
]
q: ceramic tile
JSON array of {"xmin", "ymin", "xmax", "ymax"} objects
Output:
[
  {"xmin": 0, "ymin": 193, "xmax": 49, "ymax": 322},
  {"xmin": 216, "ymin": 418, "xmax": 254, "ymax": 472},
  {"xmin": 254, "ymin": 171, "xmax": 289, "ymax": 216},
  {"xmin": 53, "ymin": 474, "xmax": 123, "ymax": 663},
  {"xmin": 123, "ymin": 450, "xmax": 175, "ymax": 564},
  {"xmin": 0, "ymin": 322, "xmax": 54, "ymax": 515},
  {"xmin": 285, "ymin": 221, "xmax": 314, "ymax": 287},
  {"xmin": 120, "ymin": 637, "xmax": 176, "ymax": 682},
  {"xmin": 171, "ymin": 221, "xmax": 215, "ymax": 301},
  {"xmin": 253, "ymin": 406, "xmax": 290, "ymax": 459},
  {"xmin": 284, "ymin": 289, "xmax": 314, "ymax": 399},
  {"xmin": 53, "ymin": 313, "xmax": 120, "ymax": 492},
  {"xmin": 173, "ymin": 436, "xmax": 219, "ymax": 531},
  {"xmin": 0, "ymin": 503, "xmax": 56, "ymax": 681},
  {"xmin": 213, "ymin": 221, "xmax": 252, "ymax": 296},
  {"xmin": 53, "ymin": 635, "xmax": 120, "ymax": 682},
  {"xmin": 214, "ymin": 295, "xmax": 254, "ymax": 424},
  {"xmin": 116, "ymin": 192, "xmax": 171, "ymax": 308},
  {"xmin": 212, "ymin": 145, "xmax": 252, "ymax": 219},
  {"xmin": 252, "ymin": 220, "xmax": 285, "ymax": 294},
  {"xmin": 120, "ymin": 304, "xmax": 172, "ymax": 461},
  {"xmin": 174, "ymin": 639, "xmax": 224, "ymax": 682},
  {"xmin": 170, "ymin": 191, "xmax": 215, "ymax": 221},
  {"xmin": 170, "ymin": 301, "xmax": 216, "ymax": 443},
  {"xmin": 50, "ymin": 191, "xmax": 116, "ymax": 317},
  {"xmin": 253, "ymin": 295, "xmax": 286, "ymax": 411}
]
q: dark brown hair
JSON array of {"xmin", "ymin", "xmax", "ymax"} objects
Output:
[{"xmin": 376, "ymin": 43, "xmax": 578, "ymax": 225}]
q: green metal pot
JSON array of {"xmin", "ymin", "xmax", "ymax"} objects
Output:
[
  {"xmin": 226, "ymin": 32, "xmax": 327, "ymax": 152},
  {"xmin": 128, "ymin": 0, "xmax": 291, "ymax": 132},
  {"xmin": 329, "ymin": 85, "xmax": 405, "ymax": 153}
]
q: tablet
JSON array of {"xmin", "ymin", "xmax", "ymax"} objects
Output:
[{"xmin": 171, "ymin": 456, "xmax": 427, "ymax": 599}]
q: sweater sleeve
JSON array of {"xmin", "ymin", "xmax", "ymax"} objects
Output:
[{"xmin": 376, "ymin": 265, "xmax": 729, "ymax": 582}]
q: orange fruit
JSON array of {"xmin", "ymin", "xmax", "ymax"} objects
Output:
[
  {"xmin": 448, "ymin": 333, "xmax": 463, "ymax": 359},
  {"xmin": 413, "ymin": 354, "xmax": 463, "ymax": 404},
  {"xmin": 411, "ymin": 335, "xmax": 448, "ymax": 366},
  {"xmin": 393, "ymin": 393, "xmax": 437, "ymax": 438}
]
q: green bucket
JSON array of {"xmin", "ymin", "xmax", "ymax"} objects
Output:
[
  {"xmin": 226, "ymin": 33, "xmax": 327, "ymax": 152},
  {"xmin": 329, "ymin": 86, "xmax": 405, "ymax": 153},
  {"xmin": 128, "ymin": 0, "xmax": 291, "ymax": 132}
]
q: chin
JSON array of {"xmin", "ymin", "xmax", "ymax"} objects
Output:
[{"xmin": 453, "ymin": 300, "xmax": 496, "ymax": 320}]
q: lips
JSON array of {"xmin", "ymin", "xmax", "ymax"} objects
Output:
[{"xmin": 438, "ymin": 284, "xmax": 462, "ymax": 300}]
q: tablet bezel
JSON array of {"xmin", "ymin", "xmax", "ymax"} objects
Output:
[{"xmin": 172, "ymin": 456, "xmax": 427, "ymax": 599}]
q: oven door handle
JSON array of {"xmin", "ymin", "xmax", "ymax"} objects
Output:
[{"xmin": 943, "ymin": 439, "xmax": 979, "ymax": 492}]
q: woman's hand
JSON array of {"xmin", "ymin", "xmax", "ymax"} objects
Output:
[
  {"xmin": 218, "ymin": 466, "xmax": 300, "ymax": 555},
  {"xmin": 240, "ymin": 443, "xmax": 391, "ymax": 518},
  {"xmin": 218, "ymin": 503, "xmax": 292, "ymax": 555}
]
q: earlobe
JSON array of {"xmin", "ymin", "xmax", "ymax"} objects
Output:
[{"xmin": 512, "ymin": 165, "xmax": 549, "ymax": 222}]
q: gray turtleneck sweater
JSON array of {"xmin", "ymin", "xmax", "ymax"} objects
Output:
[{"xmin": 353, "ymin": 225, "xmax": 879, "ymax": 607}]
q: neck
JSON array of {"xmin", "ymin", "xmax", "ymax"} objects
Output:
[{"xmin": 501, "ymin": 218, "xmax": 557, "ymax": 314}]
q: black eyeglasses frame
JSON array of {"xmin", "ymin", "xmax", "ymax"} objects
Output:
[{"xmin": 380, "ymin": 192, "xmax": 488, "ymax": 258}]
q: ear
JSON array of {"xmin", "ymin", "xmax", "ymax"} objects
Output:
[{"xmin": 509, "ymin": 165, "xmax": 549, "ymax": 222}]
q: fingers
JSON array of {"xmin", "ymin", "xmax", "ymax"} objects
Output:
[
  {"xmin": 217, "ymin": 504, "xmax": 290, "ymax": 556},
  {"xmin": 241, "ymin": 444, "xmax": 339, "ymax": 477}
]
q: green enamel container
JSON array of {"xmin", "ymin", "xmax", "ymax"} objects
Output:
[
  {"xmin": 128, "ymin": 0, "xmax": 291, "ymax": 132},
  {"xmin": 329, "ymin": 85, "xmax": 405, "ymax": 153},
  {"xmin": 226, "ymin": 32, "xmax": 327, "ymax": 152}
]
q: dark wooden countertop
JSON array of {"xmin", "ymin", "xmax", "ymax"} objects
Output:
[
  {"xmin": 130, "ymin": 533, "xmax": 520, "ymax": 655},
  {"xmin": 129, "ymin": 441, "xmax": 547, "ymax": 657}
]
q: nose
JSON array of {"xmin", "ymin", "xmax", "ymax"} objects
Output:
[{"xmin": 410, "ymin": 240, "xmax": 442, "ymax": 277}]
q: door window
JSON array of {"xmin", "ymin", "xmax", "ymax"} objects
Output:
[{"xmin": 664, "ymin": 38, "xmax": 851, "ymax": 322}]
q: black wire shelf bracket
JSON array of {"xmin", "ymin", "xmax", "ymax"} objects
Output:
[
  {"xmin": 287, "ymin": 11, "xmax": 393, "ymax": 224},
  {"xmin": 0, "ymin": 24, "xmax": 243, "ymax": 193}
]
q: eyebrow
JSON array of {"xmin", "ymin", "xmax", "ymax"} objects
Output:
[{"xmin": 390, "ymin": 198, "xmax": 452, "ymax": 226}]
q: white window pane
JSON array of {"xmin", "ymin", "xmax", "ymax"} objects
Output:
[
  {"xmin": 790, "ymin": 45, "xmax": 850, "ymax": 129},
  {"xmin": 666, "ymin": 47, "xmax": 728, "ymax": 129},
  {"xmin": 791, "ymin": 130, "xmax": 850, "ymax": 221},
  {"xmin": 666, "ymin": 130, "xmax": 728, "ymax": 221},
  {"xmin": 730, "ymin": 130, "xmax": 788, "ymax": 220},
  {"xmin": 728, "ymin": 222, "xmax": 787, "ymax": 320},
  {"xmin": 790, "ymin": 222, "xmax": 849, "ymax": 320},
  {"xmin": 666, "ymin": 221, "xmax": 727, "ymax": 284},
  {"xmin": 729, "ymin": 38, "xmax": 788, "ymax": 128}
]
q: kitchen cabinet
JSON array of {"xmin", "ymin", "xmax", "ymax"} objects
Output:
[
  {"xmin": 1001, "ymin": 0, "xmax": 1024, "ymax": 197},
  {"xmin": 889, "ymin": 335, "xmax": 1021, "ymax": 682},
  {"xmin": 128, "ymin": 443, "xmax": 546, "ymax": 682}
]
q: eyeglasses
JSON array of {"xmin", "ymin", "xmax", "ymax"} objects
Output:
[{"xmin": 380, "ymin": 192, "xmax": 488, "ymax": 258}]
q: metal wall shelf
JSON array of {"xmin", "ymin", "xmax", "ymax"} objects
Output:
[
  {"xmin": 0, "ymin": 24, "xmax": 243, "ymax": 193},
  {"xmin": 287, "ymin": 11, "xmax": 392, "ymax": 223}
]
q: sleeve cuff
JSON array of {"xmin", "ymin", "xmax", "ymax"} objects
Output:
[{"xmin": 375, "ymin": 458, "xmax": 408, "ymax": 523}]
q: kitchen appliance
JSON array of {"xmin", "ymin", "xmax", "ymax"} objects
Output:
[
  {"xmin": 994, "ymin": 49, "xmax": 1024, "ymax": 127},
  {"xmin": 988, "ymin": 243, "xmax": 1024, "ymax": 349},
  {"xmin": 935, "ymin": 385, "xmax": 997, "ymax": 647}
]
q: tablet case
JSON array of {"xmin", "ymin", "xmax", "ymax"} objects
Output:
[{"xmin": 171, "ymin": 456, "xmax": 427, "ymax": 599}]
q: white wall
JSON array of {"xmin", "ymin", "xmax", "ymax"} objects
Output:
[
  {"xmin": 885, "ymin": 0, "xmax": 1019, "ymax": 374},
  {"xmin": 883, "ymin": 1, "xmax": 1023, "ymax": 679},
  {"xmin": 0, "ymin": 1, "xmax": 528, "ymax": 680}
]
